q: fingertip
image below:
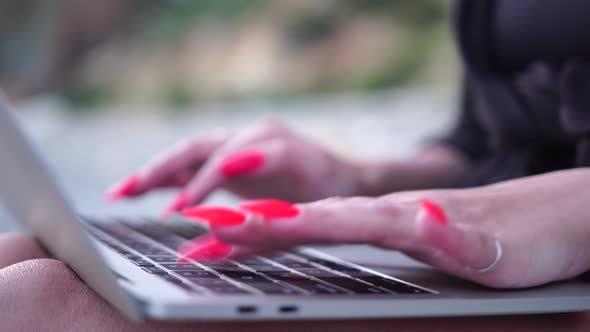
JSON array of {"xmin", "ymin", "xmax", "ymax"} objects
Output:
[
  {"xmin": 182, "ymin": 206, "xmax": 247, "ymax": 227},
  {"xmin": 415, "ymin": 203, "xmax": 454, "ymax": 251},
  {"xmin": 419, "ymin": 199, "xmax": 448, "ymax": 225},
  {"xmin": 177, "ymin": 234, "xmax": 232, "ymax": 262},
  {"xmin": 219, "ymin": 150, "xmax": 265, "ymax": 177},
  {"xmin": 105, "ymin": 173, "xmax": 142, "ymax": 202},
  {"xmin": 238, "ymin": 199, "xmax": 301, "ymax": 219},
  {"xmin": 163, "ymin": 191, "xmax": 190, "ymax": 216}
]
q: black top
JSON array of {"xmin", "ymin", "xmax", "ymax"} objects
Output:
[
  {"xmin": 493, "ymin": 0, "xmax": 590, "ymax": 72},
  {"xmin": 440, "ymin": 0, "xmax": 590, "ymax": 187}
]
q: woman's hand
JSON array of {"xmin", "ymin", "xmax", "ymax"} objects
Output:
[
  {"xmin": 180, "ymin": 168, "xmax": 590, "ymax": 288},
  {"xmin": 106, "ymin": 119, "xmax": 363, "ymax": 215}
]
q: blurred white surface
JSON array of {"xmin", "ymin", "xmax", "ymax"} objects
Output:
[{"xmin": 0, "ymin": 88, "xmax": 456, "ymax": 232}]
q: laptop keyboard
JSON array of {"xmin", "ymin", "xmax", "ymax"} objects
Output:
[{"xmin": 82, "ymin": 217, "xmax": 432, "ymax": 296}]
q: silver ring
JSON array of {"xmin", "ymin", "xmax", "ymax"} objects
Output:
[{"xmin": 466, "ymin": 239, "xmax": 503, "ymax": 273}]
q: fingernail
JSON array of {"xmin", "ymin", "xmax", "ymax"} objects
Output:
[
  {"xmin": 106, "ymin": 174, "xmax": 141, "ymax": 201},
  {"xmin": 219, "ymin": 150, "xmax": 265, "ymax": 177},
  {"xmin": 239, "ymin": 199, "xmax": 300, "ymax": 219},
  {"xmin": 420, "ymin": 199, "xmax": 448, "ymax": 225},
  {"xmin": 183, "ymin": 206, "xmax": 247, "ymax": 227},
  {"xmin": 164, "ymin": 191, "xmax": 190, "ymax": 217},
  {"xmin": 177, "ymin": 235, "xmax": 232, "ymax": 262}
]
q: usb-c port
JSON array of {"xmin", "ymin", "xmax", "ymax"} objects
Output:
[
  {"xmin": 237, "ymin": 305, "xmax": 257, "ymax": 314},
  {"xmin": 279, "ymin": 305, "xmax": 298, "ymax": 314}
]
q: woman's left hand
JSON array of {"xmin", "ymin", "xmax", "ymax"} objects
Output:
[{"xmin": 180, "ymin": 168, "xmax": 590, "ymax": 288}]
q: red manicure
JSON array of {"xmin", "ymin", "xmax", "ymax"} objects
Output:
[
  {"xmin": 106, "ymin": 174, "xmax": 141, "ymax": 201},
  {"xmin": 178, "ymin": 235, "xmax": 232, "ymax": 262},
  {"xmin": 420, "ymin": 199, "xmax": 448, "ymax": 225},
  {"xmin": 239, "ymin": 199, "xmax": 300, "ymax": 219},
  {"xmin": 164, "ymin": 191, "xmax": 190, "ymax": 217},
  {"xmin": 219, "ymin": 150, "xmax": 265, "ymax": 177},
  {"xmin": 183, "ymin": 206, "xmax": 247, "ymax": 227}
]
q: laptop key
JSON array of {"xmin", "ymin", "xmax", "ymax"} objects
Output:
[
  {"xmin": 242, "ymin": 264, "xmax": 288, "ymax": 273},
  {"xmin": 302, "ymin": 257, "xmax": 360, "ymax": 271},
  {"xmin": 295, "ymin": 268, "xmax": 341, "ymax": 278},
  {"xmin": 176, "ymin": 270, "xmax": 217, "ymax": 278},
  {"xmin": 285, "ymin": 279, "xmax": 346, "ymax": 295},
  {"xmin": 187, "ymin": 278, "xmax": 233, "ymax": 287},
  {"xmin": 131, "ymin": 259, "xmax": 155, "ymax": 267},
  {"xmin": 161, "ymin": 219, "xmax": 208, "ymax": 240},
  {"xmin": 357, "ymin": 277, "xmax": 428, "ymax": 294},
  {"xmin": 142, "ymin": 266, "xmax": 168, "ymax": 274},
  {"xmin": 161, "ymin": 263, "xmax": 204, "ymax": 271},
  {"xmin": 208, "ymin": 286, "xmax": 251, "ymax": 295},
  {"xmin": 125, "ymin": 222, "xmax": 188, "ymax": 249},
  {"xmin": 136, "ymin": 248, "xmax": 171, "ymax": 256},
  {"xmin": 220, "ymin": 271, "xmax": 302, "ymax": 295},
  {"xmin": 235, "ymin": 257, "xmax": 266, "ymax": 265},
  {"xmin": 148, "ymin": 256, "xmax": 178, "ymax": 263},
  {"xmin": 275, "ymin": 260, "xmax": 316, "ymax": 269},
  {"xmin": 316, "ymin": 277, "xmax": 390, "ymax": 294},
  {"xmin": 118, "ymin": 252, "xmax": 141, "ymax": 260},
  {"xmin": 222, "ymin": 271, "xmax": 269, "ymax": 281},
  {"xmin": 200, "ymin": 260, "xmax": 234, "ymax": 266},
  {"xmin": 208, "ymin": 265, "xmax": 250, "ymax": 273},
  {"xmin": 264, "ymin": 272, "xmax": 347, "ymax": 295}
]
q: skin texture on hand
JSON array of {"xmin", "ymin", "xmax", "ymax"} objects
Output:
[
  {"xmin": 185, "ymin": 168, "xmax": 590, "ymax": 289},
  {"xmin": 0, "ymin": 233, "xmax": 589, "ymax": 331}
]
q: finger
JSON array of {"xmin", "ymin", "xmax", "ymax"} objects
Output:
[
  {"xmin": 176, "ymin": 234, "xmax": 266, "ymax": 262},
  {"xmin": 184, "ymin": 198, "xmax": 420, "ymax": 251},
  {"xmin": 106, "ymin": 132, "xmax": 226, "ymax": 201},
  {"xmin": 165, "ymin": 138, "xmax": 294, "ymax": 215},
  {"xmin": 415, "ymin": 199, "xmax": 500, "ymax": 273},
  {"xmin": 162, "ymin": 119, "xmax": 290, "ymax": 214}
]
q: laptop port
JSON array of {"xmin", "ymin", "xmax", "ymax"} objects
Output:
[
  {"xmin": 237, "ymin": 305, "xmax": 257, "ymax": 314},
  {"xmin": 279, "ymin": 305, "xmax": 298, "ymax": 314}
]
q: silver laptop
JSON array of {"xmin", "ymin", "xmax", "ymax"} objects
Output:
[{"xmin": 0, "ymin": 94, "xmax": 589, "ymax": 321}]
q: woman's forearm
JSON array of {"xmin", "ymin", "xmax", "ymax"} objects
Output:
[{"xmin": 354, "ymin": 144, "xmax": 469, "ymax": 196}]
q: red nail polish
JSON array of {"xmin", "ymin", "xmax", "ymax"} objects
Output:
[
  {"xmin": 420, "ymin": 199, "xmax": 448, "ymax": 225},
  {"xmin": 183, "ymin": 206, "xmax": 247, "ymax": 226},
  {"xmin": 178, "ymin": 235, "xmax": 232, "ymax": 262},
  {"xmin": 106, "ymin": 174, "xmax": 141, "ymax": 201},
  {"xmin": 164, "ymin": 192, "xmax": 190, "ymax": 217},
  {"xmin": 239, "ymin": 199, "xmax": 300, "ymax": 219},
  {"xmin": 219, "ymin": 150, "xmax": 265, "ymax": 177}
]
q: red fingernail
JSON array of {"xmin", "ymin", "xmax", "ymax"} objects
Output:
[
  {"xmin": 106, "ymin": 174, "xmax": 141, "ymax": 202},
  {"xmin": 420, "ymin": 199, "xmax": 448, "ymax": 225},
  {"xmin": 183, "ymin": 206, "xmax": 247, "ymax": 227},
  {"xmin": 164, "ymin": 192, "xmax": 190, "ymax": 217},
  {"xmin": 177, "ymin": 235, "xmax": 232, "ymax": 262},
  {"xmin": 219, "ymin": 150, "xmax": 265, "ymax": 177},
  {"xmin": 239, "ymin": 199, "xmax": 300, "ymax": 219}
]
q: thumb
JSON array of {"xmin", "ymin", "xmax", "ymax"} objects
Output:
[{"xmin": 416, "ymin": 199, "xmax": 501, "ymax": 273}]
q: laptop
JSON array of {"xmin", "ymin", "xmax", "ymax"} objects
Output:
[{"xmin": 0, "ymin": 94, "xmax": 589, "ymax": 321}]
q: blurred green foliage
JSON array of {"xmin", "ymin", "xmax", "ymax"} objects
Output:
[{"xmin": 55, "ymin": 0, "xmax": 450, "ymax": 110}]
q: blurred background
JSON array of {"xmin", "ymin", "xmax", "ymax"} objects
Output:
[{"xmin": 0, "ymin": 0, "xmax": 460, "ymax": 229}]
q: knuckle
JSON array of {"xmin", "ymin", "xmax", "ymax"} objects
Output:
[
  {"xmin": 267, "ymin": 137, "xmax": 291, "ymax": 156},
  {"xmin": 255, "ymin": 118, "xmax": 287, "ymax": 135},
  {"xmin": 371, "ymin": 198, "xmax": 403, "ymax": 218},
  {"xmin": 316, "ymin": 196, "xmax": 346, "ymax": 205}
]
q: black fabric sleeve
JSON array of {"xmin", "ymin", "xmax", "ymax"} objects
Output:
[{"xmin": 437, "ymin": 79, "xmax": 491, "ymax": 163}]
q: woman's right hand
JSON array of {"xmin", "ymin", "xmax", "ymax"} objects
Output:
[{"xmin": 106, "ymin": 119, "xmax": 363, "ymax": 216}]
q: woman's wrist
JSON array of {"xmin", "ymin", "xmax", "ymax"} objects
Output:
[{"xmin": 354, "ymin": 145, "xmax": 469, "ymax": 196}]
